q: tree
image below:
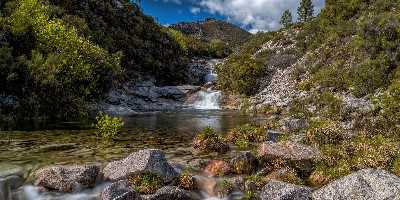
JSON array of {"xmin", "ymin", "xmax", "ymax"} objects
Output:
[
  {"xmin": 280, "ymin": 10, "xmax": 293, "ymax": 28},
  {"xmin": 297, "ymin": 0, "xmax": 314, "ymax": 22}
]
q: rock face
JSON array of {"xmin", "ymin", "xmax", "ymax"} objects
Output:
[
  {"xmin": 34, "ymin": 165, "xmax": 100, "ymax": 192},
  {"xmin": 312, "ymin": 169, "xmax": 400, "ymax": 200},
  {"xmin": 142, "ymin": 186, "xmax": 198, "ymax": 200},
  {"xmin": 204, "ymin": 160, "xmax": 231, "ymax": 177},
  {"xmin": 260, "ymin": 180, "xmax": 312, "ymax": 200},
  {"xmin": 258, "ymin": 142, "xmax": 320, "ymax": 162},
  {"xmin": 101, "ymin": 180, "xmax": 141, "ymax": 200},
  {"xmin": 103, "ymin": 149, "xmax": 178, "ymax": 183},
  {"xmin": 230, "ymin": 151, "xmax": 258, "ymax": 175}
]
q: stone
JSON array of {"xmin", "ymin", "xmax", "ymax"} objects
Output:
[
  {"xmin": 258, "ymin": 141, "xmax": 320, "ymax": 163},
  {"xmin": 230, "ymin": 151, "xmax": 258, "ymax": 175},
  {"xmin": 0, "ymin": 165, "xmax": 25, "ymax": 190},
  {"xmin": 103, "ymin": 149, "xmax": 178, "ymax": 183},
  {"xmin": 204, "ymin": 160, "xmax": 231, "ymax": 177},
  {"xmin": 0, "ymin": 179, "xmax": 11, "ymax": 200},
  {"xmin": 142, "ymin": 186, "xmax": 198, "ymax": 200},
  {"xmin": 101, "ymin": 180, "xmax": 142, "ymax": 200},
  {"xmin": 260, "ymin": 180, "xmax": 312, "ymax": 200},
  {"xmin": 284, "ymin": 118, "xmax": 309, "ymax": 132},
  {"xmin": 34, "ymin": 164, "xmax": 100, "ymax": 192},
  {"xmin": 312, "ymin": 169, "xmax": 400, "ymax": 200}
]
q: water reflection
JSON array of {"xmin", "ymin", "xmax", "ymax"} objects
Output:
[{"xmin": 0, "ymin": 110, "xmax": 262, "ymax": 174}]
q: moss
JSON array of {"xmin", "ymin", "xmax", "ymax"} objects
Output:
[
  {"xmin": 306, "ymin": 119, "xmax": 345, "ymax": 146},
  {"xmin": 241, "ymin": 191, "xmax": 259, "ymax": 200},
  {"xmin": 129, "ymin": 173, "xmax": 163, "ymax": 194}
]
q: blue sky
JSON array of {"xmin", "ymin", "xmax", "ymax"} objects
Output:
[{"xmin": 140, "ymin": 0, "xmax": 325, "ymax": 32}]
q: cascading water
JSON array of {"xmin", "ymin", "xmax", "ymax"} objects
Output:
[{"xmin": 192, "ymin": 59, "xmax": 223, "ymax": 110}]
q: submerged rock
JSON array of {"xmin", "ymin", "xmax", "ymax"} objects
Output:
[
  {"xmin": 103, "ymin": 149, "xmax": 178, "ymax": 183},
  {"xmin": 230, "ymin": 151, "xmax": 258, "ymax": 175},
  {"xmin": 34, "ymin": 165, "xmax": 100, "ymax": 192},
  {"xmin": 0, "ymin": 179, "xmax": 11, "ymax": 200},
  {"xmin": 204, "ymin": 160, "xmax": 231, "ymax": 177},
  {"xmin": 260, "ymin": 180, "xmax": 312, "ymax": 200},
  {"xmin": 312, "ymin": 169, "xmax": 400, "ymax": 200},
  {"xmin": 101, "ymin": 180, "xmax": 141, "ymax": 200},
  {"xmin": 142, "ymin": 186, "xmax": 199, "ymax": 200}
]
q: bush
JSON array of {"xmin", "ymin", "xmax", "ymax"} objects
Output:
[
  {"xmin": 216, "ymin": 54, "xmax": 265, "ymax": 96},
  {"xmin": 192, "ymin": 127, "xmax": 230, "ymax": 153},
  {"xmin": 226, "ymin": 124, "xmax": 266, "ymax": 146},
  {"xmin": 95, "ymin": 113, "xmax": 124, "ymax": 139},
  {"xmin": 129, "ymin": 173, "xmax": 163, "ymax": 194},
  {"xmin": 306, "ymin": 119, "xmax": 345, "ymax": 146}
]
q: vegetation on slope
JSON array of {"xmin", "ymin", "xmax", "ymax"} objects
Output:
[{"xmin": 0, "ymin": 0, "xmax": 189, "ymax": 128}]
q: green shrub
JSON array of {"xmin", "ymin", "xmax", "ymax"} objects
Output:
[
  {"xmin": 193, "ymin": 127, "xmax": 230, "ymax": 153},
  {"xmin": 306, "ymin": 119, "xmax": 345, "ymax": 146},
  {"xmin": 129, "ymin": 173, "xmax": 163, "ymax": 194},
  {"xmin": 95, "ymin": 113, "xmax": 124, "ymax": 139},
  {"xmin": 226, "ymin": 124, "xmax": 266, "ymax": 145},
  {"xmin": 216, "ymin": 54, "xmax": 265, "ymax": 96}
]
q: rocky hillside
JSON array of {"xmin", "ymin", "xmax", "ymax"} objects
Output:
[
  {"xmin": 216, "ymin": 0, "xmax": 400, "ymax": 187},
  {"xmin": 171, "ymin": 18, "xmax": 251, "ymax": 51}
]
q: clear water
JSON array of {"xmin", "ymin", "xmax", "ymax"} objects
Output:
[{"xmin": 0, "ymin": 110, "xmax": 262, "ymax": 175}]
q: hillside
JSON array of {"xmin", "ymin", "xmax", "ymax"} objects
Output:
[
  {"xmin": 171, "ymin": 18, "xmax": 251, "ymax": 54},
  {"xmin": 216, "ymin": 0, "xmax": 400, "ymax": 185},
  {"xmin": 0, "ymin": 0, "xmax": 189, "ymax": 125}
]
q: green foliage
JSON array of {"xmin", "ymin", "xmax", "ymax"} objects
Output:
[
  {"xmin": 297, "ymin": 0, "xmax": 314, "ymax": 22},
  {"xmin": 216, "ymin": 54, "xmax": 265, "ymax": 96},
  {"xmin": 129, "ymin": 173, "xmax": 163, "ymax": 194},
  {"xmin": 226, "ymin": 124, "xmax": 266, "ymax": 147},
  {"xmin": 193, "ymin": 127, "xmax": 230, "ymax": 153},
  {"xmin": 95, "ymin": 113, "xmax": 124, "ymax": 139},
  {"xmin": 306, "ymin": 119, "xmax": 345, "ymax": 146},
  {"xmin": 280, "ymin": 10, "xmax": 293, "ymax": 28}
]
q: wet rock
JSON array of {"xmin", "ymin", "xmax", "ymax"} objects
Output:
[
  {"xmin": 103, "ymin": 149, "xmax": 178, "ymax": 183},
  {"xmin": 230, "ymin": 151, "xmax": 258, "ymax": 175},
  {"xmin": 312, "ymin": 169, "xmax": 400, "ymax": 200},
  {"xmin": 204, "ymin": 160, "xmax": 231, "ymax": 177},
  {"xmin": 142, "ymin": 186, "xmax": 199, "ymax": 200},
  {"xmin": 0, "ymin": 165, "xmax": 25, "ymax": 189},
  {"xmin": 258, "ymin": 142, "xmax": 320, "ymax": 172},
  {"xmin": 0, "ymin": 179, "xmax": 11, "ymax": 200},
  {"xmin": 260, "ymin": 180, "xmax": 312, "ymax": 200},
  {"xmin": 283, "ymin": 118, "xmax": 309, "ymax": 132},
  {"xmin": 101, "ymin": 180, "xmax": 141, "ymax": 200},
  {"xmin": 35, "ymin": 164, "xmax": 100, "ymax": 192}
]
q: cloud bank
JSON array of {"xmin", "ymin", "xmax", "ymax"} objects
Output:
[{"xmin": 198, "ymin": 0, "xmax": 325, "ymax": 32}]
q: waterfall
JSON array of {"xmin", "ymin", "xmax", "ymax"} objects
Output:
[
  {"xmin": 191, "ymin": 59, "xmax": 223, "ymax": 110},
  {"xmin": 193, "ymin": 88, "xmax": 222, "ymax": 110}
]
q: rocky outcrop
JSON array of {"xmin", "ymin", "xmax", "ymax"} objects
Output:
[
  {"xmin": 258, "ymin": 142, "xmax": 320, "ymax": 161},
  {"xmin": 97, "ymin": 81, "xmax": 201, "ymax": 114},
  {"xmin": 101, "ymin": 180, "xmax": 141, "ymax": 200},
  {"xmin": 312, "ymin": 169, "xmax": 400, "ymax": 200},
  {"xmin": 230, "ymin": 151, "xmax": 258, "ymax": 175},
  {"xmin": 34, "ymin": 165, "xmax": 100, "ymax": 192},
  {"xmin": 103, "ymin": 149, "xmax": 178, "ymax": 183},
  {"xmin": 260, "ymin": 180, "xmax": 312, "ymax": 200},
  {"xmin": 142, "ymin": 186, "xmax": 198, "ymax": 200},
  {"xmin": 204, "ymin": 160, "xmax": 231, "ymax": 177}
]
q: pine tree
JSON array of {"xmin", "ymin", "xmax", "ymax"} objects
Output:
[
  {"xmin": 280, "ymin": 10, "xmax": 293, "ymax": 28},
  {"xmin": 297, "ymin": 0, "xmax": 314, "ymax": 22}
]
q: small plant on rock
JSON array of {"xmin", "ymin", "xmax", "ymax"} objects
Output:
[
  {"xmin": 129, "ymin": 173, "xmax": 163, "ymax": 194},
  {"xmin": 193, "ymin": 127, "xmax": 229, "ymax": 153},
  {"xmin": 226, "ymin": 124, "xmax": 266, "ymax": 148},
  {"xmin": 95, "ymin": 113, "xmax": 124, "ymax": 139}
]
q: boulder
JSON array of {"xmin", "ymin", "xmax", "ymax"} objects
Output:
[
  {"xmin": 258, "ymin": 142, "xmax": 320, "ymax": 172},
  {"xmin": 312, "ymin": 169, "xmax": 400, "ymax": 200},
  {"xmin": 260, "ymin": 180, "xmax": 312, "ymax": 200},
  {"xmin": 204, "ymin": 160, "xmax": 231, "ymax": 177},
  {"xmin": 284, "ymin": 118, "xmax": 309, "ymax": 132},
  {"xmin": 230, "ymin": 151, "xmax": 258, "ymax": 175},
  {"xmin": 101, "ymin": 180, "xmax": 142, "ymax": 200},
  {"xmin": 0, "ymin": 179, "xmax": 11, "ymax": 200},
  {"xmin": 103, "ymin": 149, "xmax": 178, "ymax": 183},
  {"xmin": 142, "ymin": 186, "xmax": 198, "ymax": 200},
  {"xmin": 35, "ymin": 164, "xmax": 100, "ymax": 192},
  {"xmin": 0, "ymin": 165, "xmax": 25, "ymax": 190}
]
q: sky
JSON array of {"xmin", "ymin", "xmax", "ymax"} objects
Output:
[{"xmin": 140, "ymin": 0, "xmax": 325, "ymax": 33}]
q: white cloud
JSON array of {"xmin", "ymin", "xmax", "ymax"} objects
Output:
[
  {"xmin": 199, "ymin": 0, "xmax": 325, "ymax": 31},
  {"xmin": 190, "ymin": 7, "xmax": 201, "ymax": 14}
]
